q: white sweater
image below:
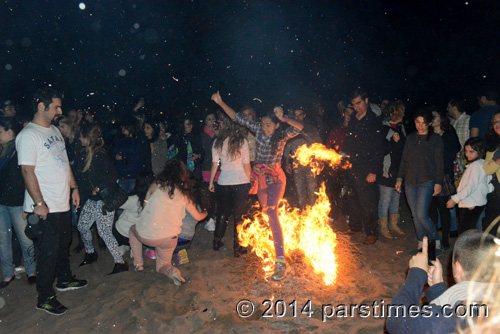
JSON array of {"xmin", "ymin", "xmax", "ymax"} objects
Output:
[{"xmin": 451, "ymin": 159, "xmax": 493, "ymax": 208}]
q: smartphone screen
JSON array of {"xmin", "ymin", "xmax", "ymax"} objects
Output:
[{"xmin": 428, "ymin": 239, "xmax": 436, "ymax": 264}]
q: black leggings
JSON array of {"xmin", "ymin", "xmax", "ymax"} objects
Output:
[
  {"xmin": 214, "ymin": 183, "xmax": 250, "ymax": 241},
  {"xmin": 458, "ymin": 206, "xmax": 485, "ymax": 235}
]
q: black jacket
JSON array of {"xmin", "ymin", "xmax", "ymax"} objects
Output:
[
  {"xmin": 75, "ymin": 148, "xmax": 119, "ymax": 204},
  {"xmin": 343, "ymin": 108, "xmax": 384, "ymax": 179},
  {"xmin": 0, "ymin": 149, "xmax": 25, "ymax": 206},
  {"xmin": 440, "ymin": 128, "xmax": 461, "ymax": 180}
]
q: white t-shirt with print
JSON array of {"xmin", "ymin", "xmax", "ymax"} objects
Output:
[{"xmin": 16, "ymin": 123, "xmax": 71, "ymax": 213}]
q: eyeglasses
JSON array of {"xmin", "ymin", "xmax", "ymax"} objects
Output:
[{"xmin": 492, "ymin": 120, "xmax": 500, "ymax": 126}]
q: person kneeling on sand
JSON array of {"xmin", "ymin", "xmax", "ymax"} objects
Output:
[
  {"xmin": 386, "ymin": 230, "xmax": 496, "ymax": 333},
  {"xmin": 129, "ymin": 159, "xmax": 207, "ymax": 285}
]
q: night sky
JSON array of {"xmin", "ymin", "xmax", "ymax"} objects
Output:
[{"xmin": 1, "ymin": 0, "xmax": 499, "ymax": 119}]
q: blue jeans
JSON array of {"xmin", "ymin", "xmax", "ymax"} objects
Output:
[
  {"xmin": 378, "ymin": 185, "xmax": 400, "ymax": 218},
  {"xmin": 257, "ymin": 174, "xmax": 286, "ymax": 259},
  {"xmin": 118, "ymin": 178, "xmax": 136, "ymax": 195},
  {"xmin": 0, "ymin": 205, "xmax": 36, "ymax": 279},
  {"xmin": 405, "ymin": 180, "xmax": 440, "ymax": 243}
]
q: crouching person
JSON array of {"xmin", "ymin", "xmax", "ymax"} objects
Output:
[
  {"xmin": 129, "ymin": 159, "xmax": 207, "ymax": 284},
  {"xmin": 386, "ymin": 230, "xmax": 496, "ymax": 333}
]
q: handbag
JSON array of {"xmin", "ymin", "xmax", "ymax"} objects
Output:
[
  {"xmin": 97, "ymin": 182, "xmax": 128, "ymax": 213},
  {"xmin": 89, "ymin": 167, "xmax": 128, "ymax": 213},
  {"xmin": 440, "ymin": 174, "xmax": 456, "ymax": 197}
]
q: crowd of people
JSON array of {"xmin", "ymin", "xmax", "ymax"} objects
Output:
[{"xmin": 0, "ymin": 85, "xmax": 499, "ymax": 331}]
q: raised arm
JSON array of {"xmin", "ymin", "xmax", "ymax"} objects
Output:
[
  {"xmin": 274, "ymin": 106, "xmax": 303, "ymax": 131},
  {"xmin": 211, "ymin": 91, "xmax": 236, "ymax": 119}
]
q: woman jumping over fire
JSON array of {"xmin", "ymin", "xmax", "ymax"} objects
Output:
[{"xmin": 211, "ymin": 91, "xmax": 303, "ymax": 280}]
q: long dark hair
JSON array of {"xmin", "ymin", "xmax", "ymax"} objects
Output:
[
  {"xmin": 179, "ymin": 115, "xmax": 195, "ymax": 135},
  {"xmin": 155, "ymin": 159, "xmax": 194, "ymax": 202},
  {"xmin": 81, "ymin": 124, "xmax": 105, "ymax": 172},
  {"xmin": 464, "ymin": 137, "xmax": 486, "ymax": 162},
  {"xmin": 433, "ymin": 107, "xmax": 452, "ymax": 132},
  {"xmin": 266, "ymin": 113, "xmax": 287, "ymax": 155},
  {"xmin": 120, "ymin": 117, "xmax": 139, "ymax": 138},
  {"xmin": 135, "ymin": 171, "xmax": 154, "ymax": 212},
  {"xmin": 486, "ymin": 112, "xmax": 500, "ymax": 152},
  {"xmin": 414, "ymin": 108, "xmax": 434, "ymax": 141},
  {"xmin": 143, "ymin": 117, "xmax": 160, "ymax": 143},
  {"xmin": 213, "ymin": 113, "xmax": 246, "ymax": 161}
]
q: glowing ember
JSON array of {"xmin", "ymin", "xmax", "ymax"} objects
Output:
[{"xmin": 238, "ymin": 144, "xmax": 348, "ymax": 285}]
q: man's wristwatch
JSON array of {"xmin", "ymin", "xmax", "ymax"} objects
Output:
[
  {"xmin": 35, "ymin": 200, "xmax": 45, "ymax": 207},
  {"xmin": 71, "ymin": 186, "xmax": 79, "ymax": 191}
]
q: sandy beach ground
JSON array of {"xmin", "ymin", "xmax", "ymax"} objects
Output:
[{"xmin": 0, "ymin": 191, "xmax": 455, "ymax": 334}]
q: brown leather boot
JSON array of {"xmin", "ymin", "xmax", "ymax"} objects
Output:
[
  {"xmin": 389, "ymin": 214, "xmax": 406, "ymax": 235},
  {"xmin": 379, "ymin": 217, "xmax": 393, "ymax": 239}
]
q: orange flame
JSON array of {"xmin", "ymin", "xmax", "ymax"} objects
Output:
[
  {"xmin": 238, "ymin": 144, "xmax": 348, "ymax": 285},
  {"xmin": 292, "ymin": 143, "xmax": 347, "ymax": 175}
]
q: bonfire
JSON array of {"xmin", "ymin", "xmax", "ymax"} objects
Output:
[{"xmin": 238, "ymin": 143, "xmax": 356, "ymax": 286}]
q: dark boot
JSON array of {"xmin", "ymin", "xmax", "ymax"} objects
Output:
[
  {"xmin": 213, "ymin": 214, "xmax": 228, "ymax": 251},
  {"xmin": 108, "ymin": 262, "xmax": 129, "ymax": 275},
  {"xmin": 213, "ymin": 239, "xmax": 224, "ymax": 251},
  {"xmin": 79, "ymin": 252, "xmax": 98, "ymax": 267}
]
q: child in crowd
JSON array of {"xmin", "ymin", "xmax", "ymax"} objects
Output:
[
  {"xmin": 447, "ymin": 137, "xmax": 493, "ymax": 234},
  {"xmin": 129, "ymin": 159, "xmax": 207, "ymax": 285}
]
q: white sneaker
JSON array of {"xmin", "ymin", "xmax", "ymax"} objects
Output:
[{"xmin": 204, "ymin": 218, "xmax": 216, "ymax": 232}]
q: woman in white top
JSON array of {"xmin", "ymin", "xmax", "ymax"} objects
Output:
[
  {"xmin": 129, "ymin": 159, "xmax": 207, "ymax": 285},
  {"xmin": 209, "ymin": 114, "xmax": 251, "ymax": 256},
  {"xmin": 446, "ymin": 137, "xmax": 493, "ymax": 234}
]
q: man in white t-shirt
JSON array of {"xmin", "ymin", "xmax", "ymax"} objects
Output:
[{"xmin": 16, "ymin": 87, "xmax": 87, "ymax": 316}]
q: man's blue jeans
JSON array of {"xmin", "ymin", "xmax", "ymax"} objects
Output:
[
  {"xmin": 0, "ymin": 205, "xmax": 36, "ymax": 279},
  {"xmin": 405, "ymin": 180, "xmax": 441, "ymax": 244}
]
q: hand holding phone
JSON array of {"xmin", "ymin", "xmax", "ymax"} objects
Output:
[
  {"xmin": 427, "ymin": 239, "xmax": 436, "ymax": 266},
  {"xmin": 409, "ymin": 237, "xmax": 431, "ymax": 272}
]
